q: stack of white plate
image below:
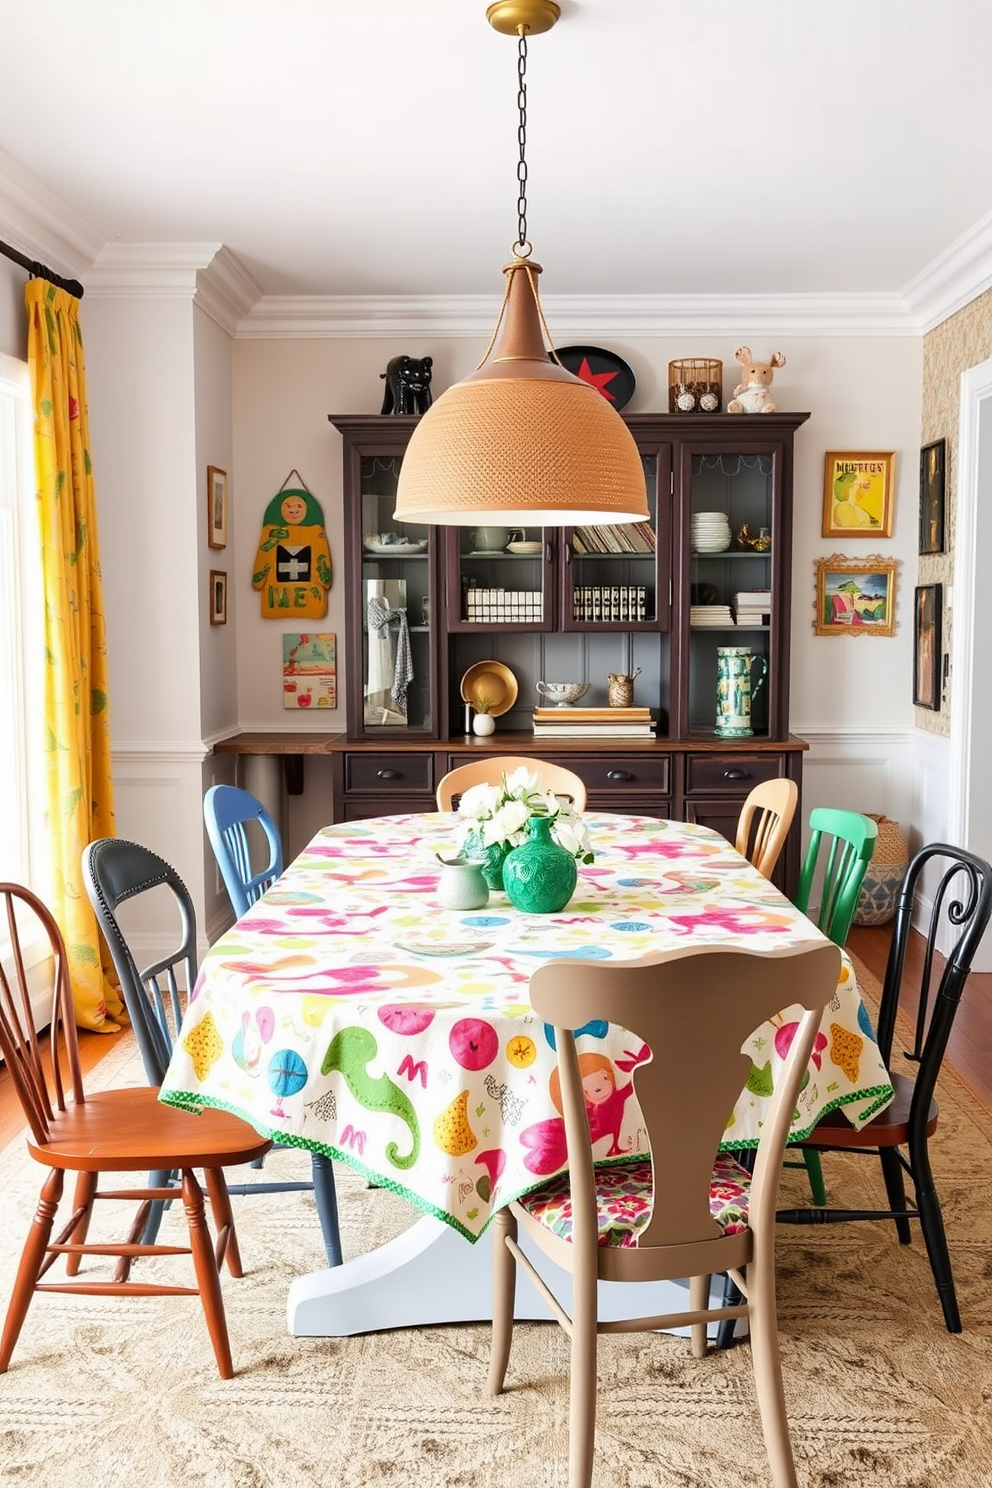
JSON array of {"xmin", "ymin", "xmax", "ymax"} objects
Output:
[{"xmin": 691, "ymin": 511, "xmax": 732, "ymax": 553}]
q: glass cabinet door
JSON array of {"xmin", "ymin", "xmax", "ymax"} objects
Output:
[
  {"xmin": 359, "ymin": 454, "xmax": 435, "ymax": 732},
  {"xmin": 444, "ymin": 526, "xmax": 554, "ymax": 633},
  {"xmin": 560, "ymin": 447, "xmax": 670, "ymax": 632},
  {"xmin": 680, "ymin": 443, "xmax": 785, "ymax": 739}
]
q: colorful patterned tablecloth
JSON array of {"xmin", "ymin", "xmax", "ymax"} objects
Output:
[{"xmin": 159, "ymin": 813, "xmax": 894, "ymax": 1241}]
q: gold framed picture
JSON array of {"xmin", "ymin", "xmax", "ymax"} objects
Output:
[
  {"xmin": 821, "ymin": 451, "xmax": 895, "ymax": 538},
  {"xmin": 207, "ymin": 465, "xmax": 228, "ymax": 550},
  {"xmin": 209, "ymin": 569, "xmax": 228, "ymax": 625},
  {"xmin": 813, "ymin": 553, "xmax": 899, "ymax": 637}
]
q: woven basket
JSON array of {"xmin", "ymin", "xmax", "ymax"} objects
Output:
[
  {"xmin": 668, "ymin": 358, "xmax": 722, "ymax": 414},
  {"xmin": 854, "ymin": 813, "xmax": 909, "ymax": 926}
]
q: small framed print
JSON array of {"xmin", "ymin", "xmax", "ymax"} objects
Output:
[
  {"xmin": 813, "ymin": 553, "xmax": 899, "ymax": 637},
  {"xmin": 822, "ymin": 451, "xmax": 895, "ymax": 538},
  {"xmin": 913, "ymin": 583, "xmax": 942, "ymax": 709},
  {"xmin": 207, "ymin": 465, "xmax": 228, "ymax": 550},
  {"xmin": 209, "ymin": 569, "xmax": 227, "ymax": 625},
  {"xmin": 919, "ymin": 439, "xmax": 946, "ymax": 555}
]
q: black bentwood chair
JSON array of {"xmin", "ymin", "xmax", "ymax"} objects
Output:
[{"xmin": 778, "ymin": 842, "xmax": 992, "ymax": 1332}]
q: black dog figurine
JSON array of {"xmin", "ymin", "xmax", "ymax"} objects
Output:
[{"xmin": 380, "ymin": 355, "xmax": 433, "ymax": 415}]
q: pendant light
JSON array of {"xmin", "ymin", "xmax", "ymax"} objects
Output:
[{"xmin": 393, "ymin": 0, "xmax": 648, "ymax": 528}]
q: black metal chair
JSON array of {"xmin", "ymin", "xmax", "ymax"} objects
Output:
[
  {"xmin": 82, "ymin": 836, "xmax": 342, "ymax": 1266},
  {"xmin": 777, "ymin": 842, "xmax": 992, "ymax": 1332}
]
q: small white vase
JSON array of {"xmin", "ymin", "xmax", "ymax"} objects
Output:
[{"xmin": 472, "ymin": 712, "xmax": 496, "ymax": 737}]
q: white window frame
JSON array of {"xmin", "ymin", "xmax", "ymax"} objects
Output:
[{"xmin": 0, "ymin": 350, "xmax": 51, "ymax": 1030}]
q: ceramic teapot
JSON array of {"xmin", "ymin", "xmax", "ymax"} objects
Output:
[
  {"xmin": 715, "ymin": 647, "xmax": 768, "ymax": 737},
  {"xmin": 607, "ymin": 668, "xmax": 641, "ymax": 708}
]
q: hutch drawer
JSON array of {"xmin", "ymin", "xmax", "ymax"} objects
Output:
[
  {"xmin": 683, "ymin": 753, "xmax": 786, "ymax": 795},
  {"xmin": 563, "ymin": 755, "xmax": 671, "ymax": 795},
  {"xmin": 344, "ymin": 752, "xmax": 435, "ymax": 794}
]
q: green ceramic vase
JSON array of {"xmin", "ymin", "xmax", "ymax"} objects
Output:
[
  {"xmin": 462, "ymin": 830, "xmax": 512, "ymax": 891},
  {"xmin": 502, "ymin": 813, "xmax": 577, "ymax": 915}
]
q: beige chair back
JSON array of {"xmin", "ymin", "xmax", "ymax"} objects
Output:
[
  {"xmin": 735, "ymin": 777, "xmax": 798, "ymax": 880},
  {"xmin": 489, "ymin": 937, "xmax": 841, "ymax": 1488},
  {"xmin": 436, "ymin": 755, "xmax": 587, "ymax": 812}
]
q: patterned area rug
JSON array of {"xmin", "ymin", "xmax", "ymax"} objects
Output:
[{"xmin": 1, "ymin": 959, "xmax": 990, "ymax": 1488}]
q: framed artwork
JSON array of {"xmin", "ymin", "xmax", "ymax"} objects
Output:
[
  {"xmin": 919, "ymin": 439, "xmax": 946, "ymax": 555},
  {"xmin": 283, "ymin": 632, "xmax": 337, "ymax": 709},
  {"xmin": 207, "ymin": 465, "xmax": 228, "ymax": 550},
  {"xmin": 913, "ymin": 584, "xmax": 942, "ymax": 709},
  {"xmin": 821, "ymin": 451, "xmax": 895, "ymax": 538},
  {"xmin": 813, "ymin": 553, "xmax": 899, "ymax": 637},
  {"xmin": 209, "ymin": 569, "xmax": 227, "ymax": 625}
]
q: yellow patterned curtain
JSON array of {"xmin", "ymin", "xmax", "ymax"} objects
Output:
[{"xmin": 25, "ymin": 279, "xmax": 126, "ymax": 1031}]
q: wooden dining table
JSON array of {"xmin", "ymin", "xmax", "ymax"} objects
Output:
[{"xmin": 158, "ymin": 810, "xmax": 894, "ymax": 1336}]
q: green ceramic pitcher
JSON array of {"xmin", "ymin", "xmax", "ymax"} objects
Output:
[{"xmin": 715, "ymin": 646, "xmax": 768, "ymax": 737}]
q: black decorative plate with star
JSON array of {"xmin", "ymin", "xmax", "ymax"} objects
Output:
[{"xmin": 552, "ymin": 344, "xmax": 636, "ymax": 410}]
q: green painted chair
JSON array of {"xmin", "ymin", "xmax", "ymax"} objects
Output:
[
  {"xmin": 794, "ymin": 807, "xmax": 880, "ymax": 948},
  {"xmin": 790, "ymin": 807, "xmax": 879, "ymax": 1205}
]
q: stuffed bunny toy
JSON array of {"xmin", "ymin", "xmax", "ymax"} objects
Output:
[{"xmin": 727, "ymin": 346, "xmax": 786, "ymax": 414}]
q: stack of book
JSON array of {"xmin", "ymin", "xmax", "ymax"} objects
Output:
[
  {"xmin": 572, "ymin": 584, "xmax": 647, "ymax": 623},
  {"xmin": 532, "ymin": 705, "xmax": 655, "ymax": 738},
  {"xmin": 464, "ymin": 587, "xmax": 543, "ymax": 623},
  {"xmin": 734, "ymin": 589, "xmax": 772, "ymax": 625},
  {"xmin": 689, "ymin": 603, "xmax": 734, "ymax": 627},
  {"xmin": 572, "ymin": 523, "xmax": 656, "ymax": 554}
]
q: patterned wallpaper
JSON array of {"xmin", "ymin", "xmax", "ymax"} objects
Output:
[{"xmin": 919, "ymin": 284, "xmax": 992, "ymax": 736}]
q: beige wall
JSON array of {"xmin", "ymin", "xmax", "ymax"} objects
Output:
[{"xmin": 919, "ymin": 284, "xmax": 992, "ymax": 736}]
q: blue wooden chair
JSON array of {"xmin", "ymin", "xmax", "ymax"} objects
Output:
[
  {"xmin": 84, "ymin": 834, "xmax": 342, "ymax": 1268},
  {"xmin": 203, "ymin": 783, "xmax": 283, "ymax": 916}
]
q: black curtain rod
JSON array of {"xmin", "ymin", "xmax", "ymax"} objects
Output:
[{"xmin": 0, "ymin": 237, "xmax": 84, "ymax": 299}]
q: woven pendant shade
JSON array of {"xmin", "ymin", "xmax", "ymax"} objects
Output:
[{"xmin": 394, "ymin": 260, "xmax": 648, "ymax": 527}]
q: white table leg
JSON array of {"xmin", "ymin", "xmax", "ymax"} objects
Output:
[{"xmin": 287, "ymin": 1214, "xmax": 714, "ymax": 1337}]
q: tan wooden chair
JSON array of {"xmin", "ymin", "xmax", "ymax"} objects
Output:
[
  {"xmin": 436, "ymin": 755, "xmax": 587, "ymax": 812},
  {"xmin": 735, "ymin": 777, "xmax": 799, "ymax": 880},
  {"xmin": 488, "ymin": 939, "xmax": 841, "ymax": 1488},
  {"xmin": 0, "ymin": 881, "xmax": 273, "ymax": 1379}
]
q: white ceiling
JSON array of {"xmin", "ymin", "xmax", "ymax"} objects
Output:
[{"xmin": 0, "ymin": 0, "xmax": 990, "ymax": 320}]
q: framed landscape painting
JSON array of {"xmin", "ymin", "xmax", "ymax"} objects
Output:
[
  {"xmin": 813, "ymin": 553, "xmax": 899, "ymax": 637},
  {"xmin": 822, "ymin": 451, "xmax": 895, "ymax": 538}
]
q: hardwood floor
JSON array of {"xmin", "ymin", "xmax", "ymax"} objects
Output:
[
  {"xmin": 2, "ymin": 925, "xmax": 990, "ymax": 1149},
  {"xmin": 847, "ymin": 923, "xmax": 992, "ymax": 1111}
]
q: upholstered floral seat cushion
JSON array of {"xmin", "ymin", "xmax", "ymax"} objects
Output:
[{"xmin": 516, "ymin": 1151, "xmax": 752, "ymax": 1247}]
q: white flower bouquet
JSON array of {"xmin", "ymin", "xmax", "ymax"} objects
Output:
[{"xmin": 455, "ymin": 767, "xmax": 594, "ymax": 864}]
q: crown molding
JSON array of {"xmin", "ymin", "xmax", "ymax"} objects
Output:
[
  {"xmin": 195, "ymin": 247, "xmax": 263, "ymax": 335},
  {"xmin": 84, "ymin": 243, "xmax": 262, "ymax": 335},
  {"xmin": 236, "ymin": 289, "xmax": 919, "ymax": 339},
  {"xmin": 900, "ymin": 209, "xmax": 992, "ymax": 333},
  {"xmin": 0, "ymin": 147, "xmax": 103, "ymax": 277},
  {"xmin": 84, "ymin": 241, "xmax": 220, "ymax": 296}
]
